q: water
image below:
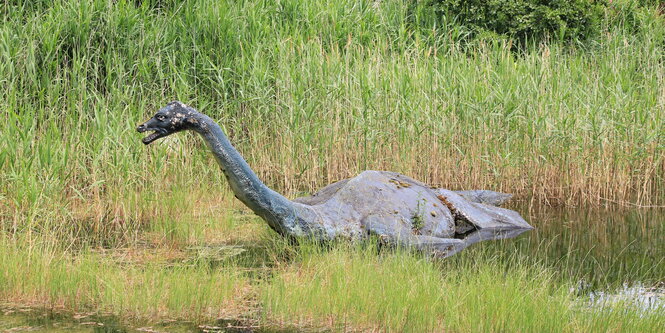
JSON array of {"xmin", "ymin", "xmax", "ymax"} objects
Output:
[
  {"xmin": 509, "ymin": 206, "xmax": 664, "ymax": 289},
  {"xmin": 0, "ymin": 308, "xmax": 128, "ymax": 333},
  {"xmin": 520, "ymin": 206, "xmax": 665, "ymax": 313},
  {"xmin": 588, "ymin": 283, "xmax": 665, "ymax": 311},
  {"xmin": 0, "ymin": 308, "xmax": 262, "ymax": 333},
  {"xmin": 1, "ymin": 206, "xmax": 663, "ymax": 331}
]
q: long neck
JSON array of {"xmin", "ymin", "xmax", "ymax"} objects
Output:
[{"xmin": 192, "ymin": 113, "xmax": 296, "ymax": 235}]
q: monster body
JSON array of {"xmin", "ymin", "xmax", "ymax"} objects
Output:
[{"xmin": 138, "ymin": 101, "xmax": 533, "ymax": 257}]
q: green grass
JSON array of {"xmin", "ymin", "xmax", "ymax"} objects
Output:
[
  {"xmin": 2, "ymin": 232, "xmax": 663, "ymax": 332},
  {"xmin": 263, "ymin": 242, "xmax": 567, "ymax": 332},
  {"xmin": 262, "ymin": 241, "xmax": 665, "ymax": 332},
  {"xmin": 0, "ymin": 234, "xmax": 252, "ymax": 321}
]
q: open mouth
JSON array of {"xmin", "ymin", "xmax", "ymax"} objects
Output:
[{"xmin": 137, "ymin": 127, "xmax": 168, "ymax": 145}]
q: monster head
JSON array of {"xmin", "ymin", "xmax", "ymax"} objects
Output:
[{"xmin": 137, "ymin": 101, "xmax": 199, "ymax": 145}]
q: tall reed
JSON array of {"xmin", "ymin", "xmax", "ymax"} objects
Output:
[{"xmin": 1, "ymin": 0, "xmax": 663, "ymax": 242}]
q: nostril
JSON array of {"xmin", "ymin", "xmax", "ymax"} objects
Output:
[{"xmin": 137, "ymin": 124, "xmax": 145, "ymax": 132}]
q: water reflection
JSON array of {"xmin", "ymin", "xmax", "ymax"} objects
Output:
[
  {"xmin": 0, "ymin": 309, "xmax": 262, "ymax": 333},
  {"xmin": 483, "ymin": 206, "xmax": 665, "ymax": 288}
]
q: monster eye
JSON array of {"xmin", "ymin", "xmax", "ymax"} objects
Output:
[{"xmin": 155, "ymin": 114, "xmax": 166, "ymax": 121}]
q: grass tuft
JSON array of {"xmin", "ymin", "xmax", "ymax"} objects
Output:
[{"xmin": 262, "ymin": 242, "xmax": 665, "ymax": 332}]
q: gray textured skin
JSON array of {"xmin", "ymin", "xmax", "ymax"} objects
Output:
[{"xmin": 138, "ymin": 101, "xmax": 533, "ymax": 257}]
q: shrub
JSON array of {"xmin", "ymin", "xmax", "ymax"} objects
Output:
[{"xmin": 428, "ymin": 0, "xmax": 606, "ymax": 44}]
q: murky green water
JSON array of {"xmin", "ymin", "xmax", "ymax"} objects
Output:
[
  {"xmin": 1, "ymin": 207, "xmax": 663, "ymax": 331},
  {"xmin": 0, "ymin": 310, "xmax": 122, "ymax": 332},
  {"xmin": 510, "ymin": 206, "xmax": 664, "ymax": 289},
  {"xmin": 0, "ymin": 308, "xmax": 267, "ymax": 333}
]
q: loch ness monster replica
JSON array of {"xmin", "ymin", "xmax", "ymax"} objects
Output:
[{"xmin": 138, "ymin": 101, "xmax": 533, "ymax": 257}]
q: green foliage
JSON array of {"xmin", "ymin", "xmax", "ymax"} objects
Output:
[
  {"xmin": 428, "ymin": 0, "xmax": 607, "ymax": 43},
  {"xmin": 410, "ymin": 199, "xmax": 426, "ymax": 232}
]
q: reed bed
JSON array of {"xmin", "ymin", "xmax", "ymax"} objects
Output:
[{"xmin": 0, "ymin": 0, "xmax": 663, "ymax": 243}]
